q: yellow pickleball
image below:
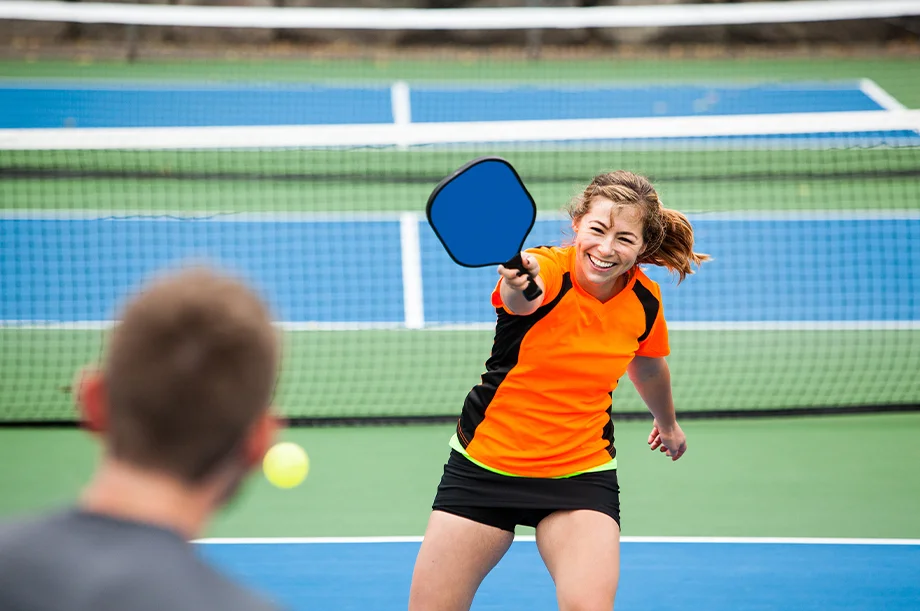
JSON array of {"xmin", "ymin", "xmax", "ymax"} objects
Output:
[{"xmin": 263, "ymin": 442, "xmax": 309, "ymax": 489}]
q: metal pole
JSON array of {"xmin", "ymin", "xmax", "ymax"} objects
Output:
[
  {"xmin": 126, "ymin": 24, "xmax": 139, "ymax": 63},
  {"xmin": 526, "ymin": 0, "xmax": 543, "ymax": 60}
]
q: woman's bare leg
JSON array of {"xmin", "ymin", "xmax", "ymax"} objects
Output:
[
  {"xmin": 408, "ymin": 510, "xmax": 514, "ymax": 611},
  {"xmin": 535, "ymin": 509, "xmax": 621, "ymax": 611}
]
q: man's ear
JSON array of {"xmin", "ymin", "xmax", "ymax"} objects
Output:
[
  {"xmin": 242, "ymin": 410, "xmax": 280, "ymax": 469},
  {"xmin": 76, "ymin": 368, "xmax": 108, "ymax": 434}
]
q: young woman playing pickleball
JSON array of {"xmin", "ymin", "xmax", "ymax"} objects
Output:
[{"xmin": 408, "ymin": 170, "xmax": 710, "ymax": 611}]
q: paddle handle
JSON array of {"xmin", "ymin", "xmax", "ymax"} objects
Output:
[{"xmin": 504, "ymin": 253, "xmax": 543, "ymax": 302}]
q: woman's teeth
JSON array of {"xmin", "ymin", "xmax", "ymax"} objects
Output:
[{"xmin": 588, "ymin": 254, "xmax": 614, "ymax": 269}]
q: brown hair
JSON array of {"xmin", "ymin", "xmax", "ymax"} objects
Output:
[
  {"xmin": 103, "ymin": 266, "xmax": 279, "ymax": 483},
  {"xmin": 565, "ymin": 170, "xmax": 710, "ymax": 283}
]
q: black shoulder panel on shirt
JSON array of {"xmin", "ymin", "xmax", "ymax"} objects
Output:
[{"xmin": 632, "ymin": 278, "xmax": 660, "ymax": 343}]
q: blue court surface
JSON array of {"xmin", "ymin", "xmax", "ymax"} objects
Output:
[
  {"xmin": 0, "ymin": 80, "xmax": 899, "ymax": 128},
  {"xmin": 196, "ymin": 538, "xmax": 920, "ymax": 611},
  {"xmin": 2, "ymin": 215, "xmax": 918, "ymax": 324}
]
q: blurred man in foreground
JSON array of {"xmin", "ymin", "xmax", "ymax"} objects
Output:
[{"xmin": 0, "ymin": 266, "xmax": 284, "ymax": 611}]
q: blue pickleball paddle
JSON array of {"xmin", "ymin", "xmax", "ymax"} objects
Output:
[{"xmin": 426, "ymin": 157, "xmax": 542, "ymax": 302}]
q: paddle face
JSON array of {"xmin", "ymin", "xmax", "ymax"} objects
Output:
[
  {"xmin": 427, "ymin": 157, "xmax": 536, "ymax": 268},
  {"xmin": 427, "ymin": 157, "xmax": 542, "ymax": 302}
]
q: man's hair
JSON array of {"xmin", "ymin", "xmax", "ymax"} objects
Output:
[{"xmin": 102, "ymin": 266, "xmax": 279, "ymax": 483}]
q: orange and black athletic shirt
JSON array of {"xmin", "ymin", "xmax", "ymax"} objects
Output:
[{"xmin": 450, "ymin": 245, "xmax": 670, "ymax": 479}]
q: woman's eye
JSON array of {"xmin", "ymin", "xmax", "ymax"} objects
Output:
[{"xmin": 591, "ymin": 227, "xmax": 604, "ymax": 234}]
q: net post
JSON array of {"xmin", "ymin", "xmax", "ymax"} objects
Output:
[
  {"xmin": 125, "ymin": 23, "xmax": 139, "ymax": 63},
  {"xmin": 526, "ymin": 0, "xmax": 543, "ymax": 60}
]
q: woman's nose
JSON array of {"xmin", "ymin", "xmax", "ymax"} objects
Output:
[{"xmin": 596, "ymin": 237, "xmax": 615, "ymax": 255}]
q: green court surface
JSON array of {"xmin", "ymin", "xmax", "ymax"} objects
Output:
[
  {"xmin": 1, "ymin": 415, "xmax": 919, "ymax": 539},
  {"xmin": 2, "ymin": 329, "xmax": 919, "ymax": 422}
]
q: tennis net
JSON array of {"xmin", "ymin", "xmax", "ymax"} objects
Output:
[{"xmin": 2, "ymin": 110, "xmax": 919, "ymax": 424}]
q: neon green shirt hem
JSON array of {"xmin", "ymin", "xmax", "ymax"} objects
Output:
[{"xmin": 448, "ymin": 434, "xmax": 616, "ymax": 478}]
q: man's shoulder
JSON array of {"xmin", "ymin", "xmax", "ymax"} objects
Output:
[
  {"xmin": 0, "ymin": 510, "xmax": 66, "ymax": 548},
  {"xmin": 167, "ymin": 552, "xmax": 281, "ymax": 611},
  {"xmin": 118, "ymin": 566, "xmax": 280, "ymax": 611},
  {"xmin": 0, "ymin": 510, "xmax": 282, "ymax": 611}
]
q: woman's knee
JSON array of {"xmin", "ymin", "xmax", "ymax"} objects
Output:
[{"xmin": 556, "ymin": 585, "xmax": 617, "ymax": 611}]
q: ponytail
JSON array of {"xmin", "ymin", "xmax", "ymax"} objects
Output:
[{"xmin": 639, "ymin": 207, "xmax": 710, "ymax": 283}]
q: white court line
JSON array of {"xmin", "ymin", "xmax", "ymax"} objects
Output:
[
  {"xmin": 667, "ymin": 321, "xmax": 920, "ymax": 331},
  {"xmin": 1, "ymin": 210, "xmax": 919, "ymax": 222},
  {"xmin": 194, "ymin": 535, "xmax": 920, "ymax": 545},
  {"xmin": 407, "ymin": 80, "xmax": 874, "ymax": 92},
  {"xmin": 0, "ymin": 210, "xmax": 412, "ymax": 222},
  {"xmin": 390, "ymin": 80, "xmax": 412, "ymax": 151},
  {"xmin": 3, "ymin": 321, "xmax": 919, "ymax": 331},
  {"xmin": 859, "ymin": 79, "xmax": 908, "ymax": 111},
  {"xmin": 682, "ymin": 210, "xmax": 920, "ymax": 222},
  {"xmin": 0, "ymin": 81, "xmax": 397, "ymax": 91},
  {"xmin": 0, "ymin": 79, "xmax": 875, "ymax": 91},
  {"xmin": 0, "ymin": 321, "xmax": 403, "ymax": 331},
  {"xmin": 399, "ymin": 211, "xmax": 425, "ymax": 329},
  {"xmin": 425, "ymin": 322, "xmax": 920, "ymax": 332},
  {"xmin": 4, "ymin": 110, "xmax": 918, "ymax": 150},
  {"xmin": 544, "ymin": 210, "xmax": 920, "ymax": 222},
  {"xmin": 0, "ymin": 78, "xmax": 409, "ymax": 89}
]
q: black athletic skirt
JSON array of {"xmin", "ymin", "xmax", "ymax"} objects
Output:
[{"xmin": 432, "ymin": 450, "xmax": 620, "ymax": 533}]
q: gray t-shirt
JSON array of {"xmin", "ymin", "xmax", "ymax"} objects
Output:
[{"xmin": 0, "ymin": 509, "xmax": 281, "ymax": 611}]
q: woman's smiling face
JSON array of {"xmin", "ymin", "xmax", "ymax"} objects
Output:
[{"xmin": 572, "ymin": 196, "xmax": 645, "ymax": 301}]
